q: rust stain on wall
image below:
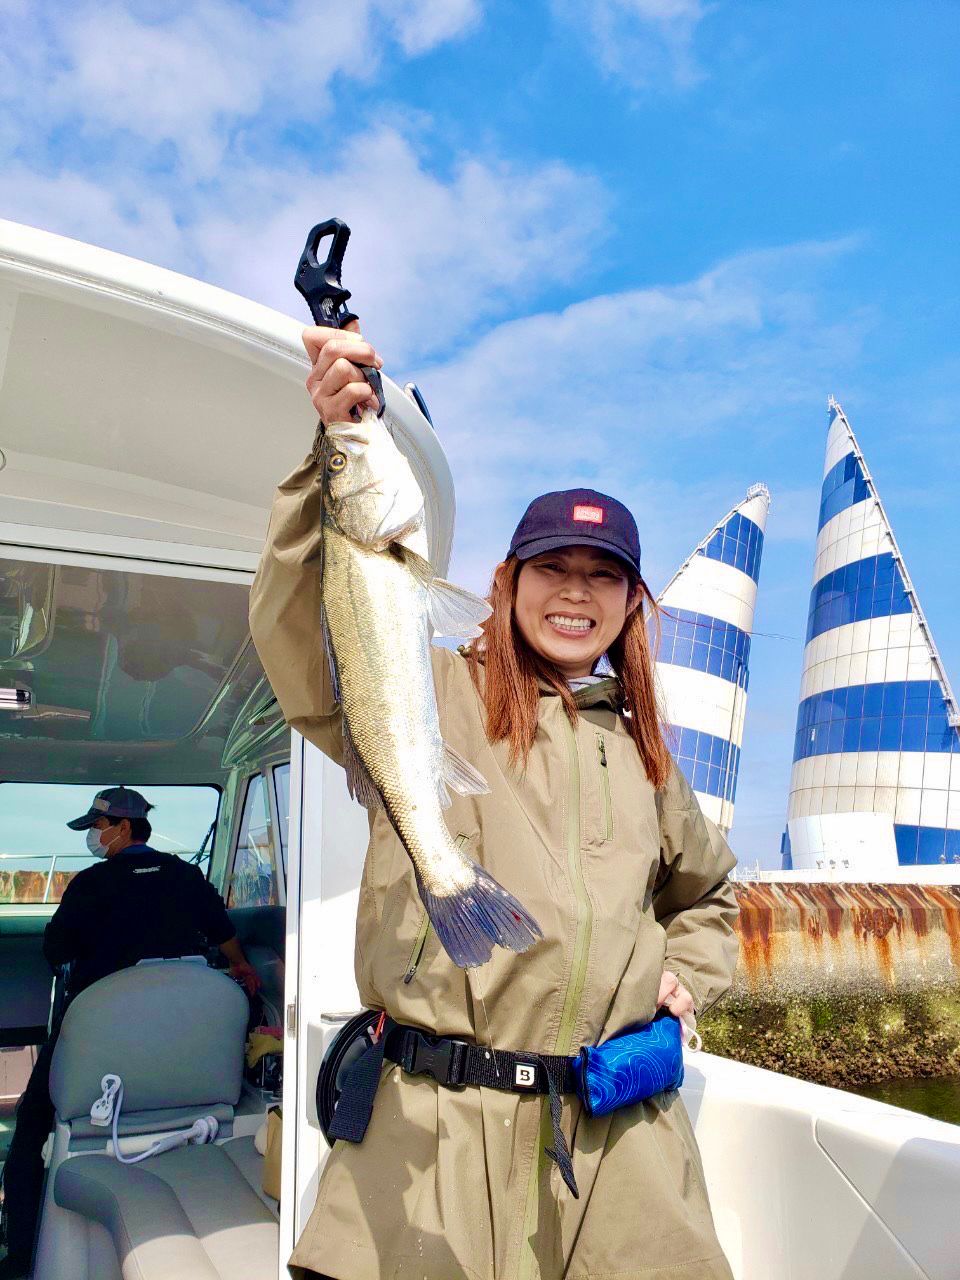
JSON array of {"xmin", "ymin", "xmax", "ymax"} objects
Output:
[{"xmin": 731, "ymin": 881, "xmax": 960, "ymax": 994}]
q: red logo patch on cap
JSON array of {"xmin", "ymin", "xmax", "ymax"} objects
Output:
[{"xmin": 573, "ymin": 504, "xmax": 604, "ymax": 524}]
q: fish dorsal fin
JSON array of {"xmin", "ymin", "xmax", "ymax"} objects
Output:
[
  {"xmin": 342, "ymin": 719, "xmax": 384, "ymax": 811},
  {"xmin": 400, "ymin": 549, "xmax": 492, "ymax": 638},
  {"xmin": 443, "ymin": 740, "xmax": 490, "ymax": 797}
]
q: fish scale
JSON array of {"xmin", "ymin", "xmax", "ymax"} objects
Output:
[
  {"xmin": 325, "ymin": 529, "xmax": 457, "ymax": 878},
  {"xmin": 319, "ymin": 414, "xmax": 542, "ymax": 967}
]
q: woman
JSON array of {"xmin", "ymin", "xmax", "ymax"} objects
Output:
[{"xmin": 249, "ymin": 324, "xmax": 739, "ymax": 1280}]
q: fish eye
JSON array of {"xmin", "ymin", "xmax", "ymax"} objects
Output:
[{"xmin": 328, "ymin": 452, "xmax": 347, "ymax": 472}]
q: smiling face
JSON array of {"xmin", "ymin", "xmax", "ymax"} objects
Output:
[{"xmin": 512, "ymin": 545, "xmax": 641, "ymax": 679}]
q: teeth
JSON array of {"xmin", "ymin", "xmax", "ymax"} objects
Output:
[{"xmin": 546, "ymin": 615, "xmax": 592, "ymax": 633}]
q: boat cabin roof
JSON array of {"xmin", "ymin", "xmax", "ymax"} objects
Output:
[{"xmin": 0, "ymin": 219, "xmax": 453, "ymax": 786}]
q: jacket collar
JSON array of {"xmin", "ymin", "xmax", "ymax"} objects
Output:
[
  {"xmin": 539, "ymin": 675, "xmax": 624, "ymax": 712},
  {"xmin": 457, "ymin": 647, "xmax": 624, "ymax": 712}
]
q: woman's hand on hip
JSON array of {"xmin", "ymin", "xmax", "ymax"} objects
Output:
[
  {"xmin": 303, "ymin": 321, "xmax": 383, "ymax": 426},
  {"xmin": 656, "ymin": 969, "xmax": 695, "ymax": 1020}
]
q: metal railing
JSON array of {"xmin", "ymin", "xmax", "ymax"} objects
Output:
[
  {"xmin": 0, "ymin": 851, "xmax": 93, "ymax": 904},
  {"xmin": 0, "ymin": 848, "xmax": 208, "ymax": 904}
]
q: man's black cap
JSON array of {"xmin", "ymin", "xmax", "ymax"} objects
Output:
[
  {"xmin": 508, "ymin": 488, "xmax": 641, "ymax": 575},
  {"xmin": 66, "ymin": 786, "xmax": 153, "ymax": 831}
]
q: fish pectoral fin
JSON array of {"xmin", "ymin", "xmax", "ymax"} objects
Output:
[
  {"xmin": 400, "ymin": 551, "xmax": 492, "ymax": 638},
  {"xmin": 393, "ymin": 523, "xmax": 430, "ymax": 562},
  {"xmin": 442, "ymin": 740, "xmax": 490, "ymax": 797},
  {"xmin": 342, "ymin": 721, "xmax": 384, "ymax": 811},
  {"xmin": 374, "ymin": 498, "xmax": 424, "ymax": 547},
  {"xmin": 426, "ymin": 578, "xmax": 491, "ymax": 638}
]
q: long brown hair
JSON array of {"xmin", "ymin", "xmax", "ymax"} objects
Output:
[{"xmin": 465, "ymin": 556, "xmax": 672, "ymax": 788}]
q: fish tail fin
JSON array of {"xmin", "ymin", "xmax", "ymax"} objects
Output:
[{"xmin": 418, "ymin": 862, "xmax": 543, "ymax": 969}]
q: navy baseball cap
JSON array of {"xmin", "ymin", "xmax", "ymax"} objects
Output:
[
  {"xmin": 508, "ymin": 489, "xmax": 642, "ymax": 575},
  {"xmin": 67, "ymin": 786, "xmax": 153, "ymax": 831}
]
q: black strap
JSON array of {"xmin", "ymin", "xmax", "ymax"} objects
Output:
[
  {"xmin": 328, "ymin": 1022, "xmax": 580, "ymax": 1197},
  {"xmin": 327, "ymin": 1027, "xmax": 388, "ymax": 1144},
  {"xmin": 541, "ymin": 1057, "xmax": 578, "ymax": 1199}
]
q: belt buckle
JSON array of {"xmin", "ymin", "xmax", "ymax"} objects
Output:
[{"xmin": 402, "ymin": 1031, "xmax": 468, "ymax": 1088}]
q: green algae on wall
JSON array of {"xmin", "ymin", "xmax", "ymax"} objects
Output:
[
  {"xmin": 702, "ymin": 881, "xmax": 960, "ymax": 1087},
  {"xmin": 701, "ymin": 988, "xmax": 960, "ymax": 1088}
]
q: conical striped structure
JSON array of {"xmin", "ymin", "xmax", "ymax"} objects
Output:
[
  {"xmin": 783, "ymin": 400, "xmax": 960, "ymax": 872},
  {"xmin": 655, "ymin": 485, "xmax": 770, "ymax": 834}
]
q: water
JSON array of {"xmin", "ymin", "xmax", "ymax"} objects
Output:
[{"xmin": 846, "ymin": 1077, "xmax": 960, "ymax": 1126}]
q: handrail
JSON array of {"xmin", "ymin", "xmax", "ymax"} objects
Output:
[
  {"xmin": 0, "ymin": 849, "xmax": 205, "ymax": 905},
  {"xmin": 0, "ymin": 851, "xmax": 88, "ymax": 906}
]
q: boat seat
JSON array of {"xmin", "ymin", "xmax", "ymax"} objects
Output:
[
  {"xmin": 54, "ymin": 1141, "xmax": 277, "ymax": 1280},
  {"xmin": 48, "ymin": 960, "xmax": 248, "ymax": 1125},
  {"xmin": 34, "ymin": 960, "xmax": 277, "ymax": 1280}
]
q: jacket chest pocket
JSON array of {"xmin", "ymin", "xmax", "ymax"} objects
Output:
[
  {"xmin": 582, "ymin": 731, "xmax": 614, "ymax": 849},
  {"xmin": 596, "ymin": 732, "xmax": 614, "ymax": 842},
  {"xmin": 402, "ymin": 909, "xmax": 432, "ymax": 984}
]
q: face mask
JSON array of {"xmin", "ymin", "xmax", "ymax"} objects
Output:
[{"xmin": 86, "ymin": 826, "xmax": 112, "ymax": 858}]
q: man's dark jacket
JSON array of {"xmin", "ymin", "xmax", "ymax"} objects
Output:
[{"xmin": 43, "ymin": 844, "xmax": 236, "ymax": 998}]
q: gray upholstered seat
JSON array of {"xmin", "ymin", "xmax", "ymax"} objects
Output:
[
  {"xmin": 49, "ymin": 961, "xmax": 248, "ymax": 1126},
  {"xmin": 54, "ymin": 1144, "xmax": 277, "ymax": 1280},
  {"xmin": 34, "ymin": 960, "xmax": 278, "ymax": 1280}
]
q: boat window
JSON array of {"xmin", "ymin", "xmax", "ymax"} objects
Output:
[
  {"xmin": 273, "ymin": 763, "xmax": 290, "ymax": 875},
  {"xmin": 227, "ymin": 774, "xmax": 279, "ymax": 909},
  {"xmin": 0, "ymin": 782, "xmax": 220, "ymax": 905}
]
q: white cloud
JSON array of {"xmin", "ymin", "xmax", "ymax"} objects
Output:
[
  {"xmin": 389, "ymin": 0, "xmax": 482, "ymax": 55},
  {"xmin": 1, "ymin": 0, "xmax": 483, "ymax": 174},
  {"xmin": 0, "ymin": 0, "xmax": 608, "ymax": 362},
  {"xmin": 553, "ymin": 0, "xmax": 709, "ymax": 89},
  {"xmin": 0, "ymin": 166, "xmax": 188, "ymax": 266},
  {"xmin": 189, "ymin": 128, "xmax": 607, "ymax": 362},
  {"xmin": 407, "ymin": 238, "xmax": 868, "ymax": 590},
  {"xmin": 0, "ymin": 124, "xmax": 606, "ymax": 363}
]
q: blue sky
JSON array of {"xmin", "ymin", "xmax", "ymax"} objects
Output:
[{"xmin": 1, "ymin": 0, "xmax": 958, "ymax": 863}]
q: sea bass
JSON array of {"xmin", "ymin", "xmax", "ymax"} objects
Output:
[{"xmin": 319, "ymin": 410, "xmax": 542, "ymax": 968}]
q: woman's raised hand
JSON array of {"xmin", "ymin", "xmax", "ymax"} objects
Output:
[{"xmin": 303, "ymin": 321, "xmax": 383, "ymax": 426}]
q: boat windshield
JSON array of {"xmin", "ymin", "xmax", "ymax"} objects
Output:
[{"xmin": 0, "ymin": 781, "xmax": 220, "ymax": 905}]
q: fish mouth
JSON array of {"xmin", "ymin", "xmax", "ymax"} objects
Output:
[{"xmin": 545, "ymin": 613, "xmax": 596, "ymax": 637}]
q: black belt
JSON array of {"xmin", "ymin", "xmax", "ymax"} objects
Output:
[{"xmin": 329, "ymin": 1020, "xmax": 581, "ymax": 1198}]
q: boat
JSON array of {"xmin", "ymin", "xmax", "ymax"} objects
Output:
[{"xmin": 0, "ymin": 219, "xmax": 958, "ymax": 1280}]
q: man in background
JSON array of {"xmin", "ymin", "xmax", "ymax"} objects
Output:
[{"xmin": 0, "ymin": 786, "xmax": 261, "ymax": 1279}]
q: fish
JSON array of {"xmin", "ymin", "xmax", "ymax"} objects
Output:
[{"xmin": 318, "ymin": 409, "xmax": 542, "ymax": 968}]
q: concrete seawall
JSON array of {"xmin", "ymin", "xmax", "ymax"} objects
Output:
[{"xmin": 701, "ymin": 880, "xmax": 960, "ymax": 1087}]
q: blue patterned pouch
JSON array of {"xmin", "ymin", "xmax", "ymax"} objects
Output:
[{"xmin": 573, "ymin": 1012, "xmax": 684, "ymax": 1118}]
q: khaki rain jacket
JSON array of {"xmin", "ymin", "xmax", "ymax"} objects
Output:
[{"xmin": 249, "ymin": 453, "xmax": 740, "ymax": 1280}]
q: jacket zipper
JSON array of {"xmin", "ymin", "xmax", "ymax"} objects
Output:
[
  {"xmin": 402, "ymin": 835, "xmax": 468, "ymax": 984},
  {"xmin": 402, "ymin": 911, "xmax": 431, "ymax": 984},
  {"xmin": 556, "ymin": 717, "xmax": 593, "ymax": 1054},
  {"xmin": 596, "ymin": 732, "xmax": 613, "ymax": 841},
  {"xmin": 517, "ymin": 717, "xmax": 593, "ymax": 1279}
]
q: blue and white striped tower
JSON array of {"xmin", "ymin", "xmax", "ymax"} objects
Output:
[
  {"xmin": 655, "ymin": 484, "xmax": 770, "ymax": 834},
  {"xmin": 784, "ymin": 400, "xmax": 960, "ymax": 874}
]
